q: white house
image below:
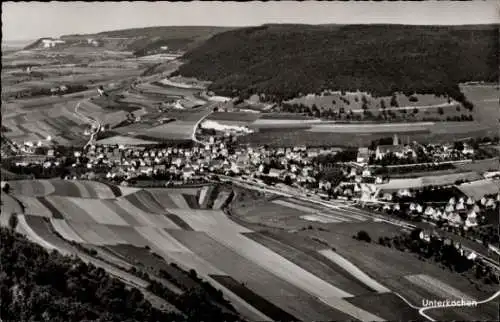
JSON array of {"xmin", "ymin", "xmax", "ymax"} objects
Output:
[
  {"xmin": 462, "ymin": 145, "xmax": 475, "ymax": 155},
  {"xmin": 362, "ymin": 169, "xmax": 371, "ymax": 177},
  {"xmin": 465, "ymin": 210, "xmax": 478, "ymax": 228}
]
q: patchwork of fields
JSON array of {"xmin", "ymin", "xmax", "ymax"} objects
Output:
[
  {"xmin": 2, "ymin": 179, "xmax": 497, "ymax": 320},
  {"xmin": 0, "ymin": 180, "xmax": 402, "ymax": 321}
]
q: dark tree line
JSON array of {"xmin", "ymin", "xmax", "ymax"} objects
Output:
[
  {"xmin": 0, "ymin": 228, "xmax": 180, "ymax": 322},
  {"xmin": 0, "ymin": 228, "xmax": 245, "ymax": 322},
  {"xmin": 377, "ymin": 228, "xmax": 499, "ymax": 285}
]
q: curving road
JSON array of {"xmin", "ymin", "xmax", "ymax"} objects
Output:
[
  {"xmin": 418, "ymin": 290, "xmax": 500, "ymax": 322},
  {"xmin": 74, "ymin": 100, "xmax": 101, "ymax": 148}
]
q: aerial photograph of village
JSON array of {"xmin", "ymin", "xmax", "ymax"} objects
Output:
[{"xmin": 1, "ymin": 1, "xmax": 499, "ymax": 322}]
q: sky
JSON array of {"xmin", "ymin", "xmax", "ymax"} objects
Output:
[{"xmin": 2, "ymin": 1, "xmax": 499, "ymax": 41}]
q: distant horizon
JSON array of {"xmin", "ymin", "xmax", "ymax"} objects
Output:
[
  {"xmin": 3, "ymin": 1, "xmax": 498, "ymax": 41},
  {"xmin": 3, "ymin": 22, "xmax": 499, "ymax": 43}
]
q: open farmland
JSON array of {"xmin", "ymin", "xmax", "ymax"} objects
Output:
[
  {"xmin": 1, "ymin": 48, "xmax": 148, "ymax": 146},
  {"xmin": 168, "ymin": 230, "xmax": 369, "ymax": 321},
  {"xmin": 8, "ymin": 179, "xmax": 121, "ymax": 198},
  {"xmin": 6, "ymin": 178, "xmax": 497, "ymax": 321}
]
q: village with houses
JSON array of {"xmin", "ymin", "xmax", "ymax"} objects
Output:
[{"xmin": 4, "ymin": 131, "xmax": 499, "ymax": 245}]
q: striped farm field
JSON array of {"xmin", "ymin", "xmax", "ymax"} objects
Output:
[
  {"xmin": 100, "ymin": 199, "xmax": 143, "ymax": 226},
  {"xmin": 36, "ymin": 197, "xmax": 65, "ymax": 219},
  {"xmin": 44, "ymin": 196, "xmax": 96, "ymax": 223},
  {"xmin": 404, "ymin": 274, "xmax": 474, "ymax": 301},
  {"xmin": 101, "ymin": 181, "xmax": 123, "ymax": 197},
  {"xmin": 169, "ymin": 230, "xmax": 364, "ymax": 321},
  {"xmin": 66, "ymin": 221, "xmax": 115, "ymax": 245},
  {"xmin": 9, "ymin": 180, "xmax": 55, "ymax": 196},
  {"xmin": 165, "ymin": 193, "xmax": 191, "ymax": 209},
  {"xmin": 146, "ymin": 189, "xmax": 185, "ymax": 208},
  {"xmin": 198, "ymin": 186, "xmax": 213, "ymax": 208},
  {"xmin": 182, "ymin": 194, "xmax": 199, "ymax": 209},
  {"xmin": 209, "ymin": 275, "xmax": 295, "ymax": 322},
  {"xmin": 106, "ymin": 225, "xmax": 150, "ymax": 247},
  {"xmin": 124, "ymin": 190, "xmax": 166, "ymax": 214},
  {"xmin": 69, "ymin": 221, "xmax": 127, "ymax": 245},
  {"xmin": 346, "ymin": 293, "xmax": 422, "ymax": 322},
  {"xmin": 24, "ymin": 216, "xmax": 73, "ymax": 252},
  {"xmin": 319, "ymin": 249, "xmax": 391, "ymax": 294},
  {"xmin": 13, "ymin": 196, "xmax": 51, "ymax": 217},
  {"xmin": 244, "ymin": 231, "xmax": 374, "ymax": 296},
  {"xmin": 117, "ymin": 186, "xmax": 141, "ymax": 196},
  {"xmin": 50, "ymin": 218, "xmax": 87, "ymax": 243},
  {"xmin": 0, "ymin": 193, "xmax": 23, "ymax": 216},
  {"xmin": 67, "ymin": 198, "xmax": 129, "ymax": 226},
  {"xmin": 104, "ymin": 244, "xmax": 196, "ymax": 290},
  {"xmin": 16, "ymin": 215, "xmax": 60, "ymax": 252},
  {"xmin": 165, "ymin": 208, "xmax": 250, "ymax": 233},
  {"xmin": 136, "ymin": 227, "xmax": 192, "ymax": 253},
  {"xmin": 50, "ymin": 180, "xmax": 118, "ymax": 199},
  {"xmin": 113, "ymin": 198, "xmax": 179, "ymax": 228},
  {"xmin": 166, "ymin": 214, "xmax": 194, "ymax": 231},
  {"xmin": 49, "ymin": 180, "xmax": 85, "ymax": 197},
  {"xmin": 212, "ymin": 191, "xmax": 232, "ymax": 209},
  {"xmin": 205, "ymin": 231, "xmax": 384, "ymax": 321}
]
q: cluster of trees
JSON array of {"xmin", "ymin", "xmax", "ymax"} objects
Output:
[
  {"xmin": 377, "ymin": 228, "xmax": 499, "ymax": 285},
  {"xmin": 10, "ymin": 84, "xmax": 89, "ymax": 100},
  {"xmin": 372, "ymin": 163, "xmax": 456, "ymax": 176},
  {"xmin": 0, "ymin": 227, "xmax": 182, "ymax": 322},
  {"xmin": 312, "ymin": 148, "xmax": 358, "ymax": 166},
  {"xmin": 178, "ymin": 24, "xmax": 496, "ymax": 104},
  {"xmin": 281, "ymin": 101, "xmax": 473, "ymax": 123}
]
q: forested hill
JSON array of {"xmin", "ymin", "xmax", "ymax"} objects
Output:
[
  {"xmin": 177, "ymin": 24, "xmax": 499, "ymax": 101},
  {"xmin": 0, "ymin": 227, "xmax": 179, "ymax": 322}
]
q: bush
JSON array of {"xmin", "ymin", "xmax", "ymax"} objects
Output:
[{"xmin": 356, "ymin": 230, "xmax": 372, "ymax": 243}]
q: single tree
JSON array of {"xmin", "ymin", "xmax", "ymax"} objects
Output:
[
  {"xmin": 390, "ymin": 95, "xmax": 399, "ymax": 107},
  {"xmin": 9, "ymin": 213, "xmax": 18, "ymax": 230}
]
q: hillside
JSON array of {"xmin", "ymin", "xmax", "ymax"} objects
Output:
[
  {"xmin": 24, "ymin": 26, "xmax": 233, "ymax": 56},
  {"xmin": 177, "ymin": 24, "xmax": 499, "ymax": 101}
]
